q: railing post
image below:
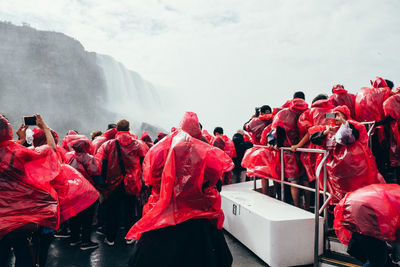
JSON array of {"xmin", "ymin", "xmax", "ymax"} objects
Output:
[
  {"xmin": 323, "ymin": 151, "xmax": 328, "ymax": 253},
  {"xmin": 314, "ymin": 164, "xmax": 320, "ymax": 267},
  {"xmin": 280, "ymin": 148, "xmax": 285, "ymax": 202},
  {"xmin": 254, "ymin": 176, "xmax": 256, "ymax": 190}
]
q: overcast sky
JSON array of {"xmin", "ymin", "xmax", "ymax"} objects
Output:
[{"xmin": 1, "ymin": 0, "xmax": 399, "ymax": 136}]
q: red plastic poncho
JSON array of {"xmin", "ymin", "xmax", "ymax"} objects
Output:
[
  {"xmin": 93, "ymin": 128, "xmax": 117, "ymax": 154},
  {"xmin": 355, "ymin": 77, "xmax": 393, "ymax": 144},
  {"xmin": 241, "ymin": 146, "xmax": 280, "ymax": 180},
  {"xmin": 96, "ymin": 131, "xmax": 148, "ymax": 196},
  {"xmin": 329, "ymin": 85, "xmax": 356, "ymax": 119},
  {"xmin": 211, "ymin": 137, "xmax": 232, "ymax": 184},
  {"xmin": 62, "ymin": 134, "xmax": 94, "ymax": 154},
  {"xmin": 0, "ymin": 116, "xmax": 60, "ymax": 236},
  {"xmin": 202, "ymin": 130, "xmax": 213, "ymax": 144},
  {"xmin": 32, "ymin": 128, "xmax": 67, "ymax": 162},
  {"xmin": 383, "ymin": 94, "xmax": 400, "ymax": 167},
  {"xmin": 50, "ymin": 164, "xmax": 99, "ymax": 222},
  {"xmin": 244, "ymin": 114, "xmax": 273, "ymax": 145},
  {"xmin": 221, "ymin": 135, "xmax": 236, "ymax": 158},
  {"xmin": 32, "ymin": 128, "xmax": 59, "ymax": 147},
  {"xmin": 271, "ymin": 98, "xmax": 308, "ymax": 179},
  {"xmin": 311, "ymin": 117, "xmax": 384, "ymax": 204},
  {"xmin": 355, "ymin": 83, "xmax": 392, "ymax": 122},
  {"xmin": 259, "ymin": 124, "xmax": 272, "ymax": 146},
  {"xmin": 32, "ymin": 130, "xmax": 99, "ymax": 222},
  {"xmin": 140, "ymin": 131, "xmax": 154, "ymax": 149},
  {"xmin": 157, "ymin": 132, "xmax": 167, "ymax": 141},
  {"xmin": 126, "ymin": 112, "xmax": 234, "ymax": 240},
  {"xmin": 297, "ymin": 99, "xmax": 334, "ymax": 182},
  {"xmin": 65, "ymin": 136, "xmax": 100, "ymax": 185},
  {"xmin": 334, "ymin": 184, "xmax": 400, "ymax": 245}
]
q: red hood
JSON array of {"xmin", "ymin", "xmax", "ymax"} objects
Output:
[
  {"xmin": 140, "ymin": 131, "xmax": 153, "ymax": 143},
  {"xmin": 157, "ymin": 132, "xmax": 167, "ymax": 140},
  {"xmin": 311, "ymin": 99, "xmax": 334, "ymax": 109},
  {"xmin": 71, "ymin": 136, "xmax": 93, "ymax": 153},
  {"xmin": 103, "ymin": 128, "xmax": 117, "ymax": 140},
  {"xmin": 67, "ymin": 130, "xmax": 78, "ymax": 135},
  {"xmin": 0, "ymin": 115, "xmax": 12, "ymax": 143},
  {"xmin": 333, "ymin": 105, "xmax": 351, "ymax": 120},
  {"xmin": 289, "ymin": 98, "xmax": 308, "ymax": 113},
  {"xmin": 179, "ymin": 112, "xmax": 202, "ymax": 139},
  {"xmin": 116, "ymin": 131, "xmax": 138, "ymax": 146},
  {"xmin": 332, "ymin": 84, "xmax": 348, "ymax": 94},
  {"xmin": 258, "ymin": 113, "xmax": 273, "ymax": 121},
  {"xmin": 372, "ymin": 77, "xmax": 388, "ymax": 89},
  {"xmin": 33, "ymin": 128, "xmax": 59, "ymax": 147}
]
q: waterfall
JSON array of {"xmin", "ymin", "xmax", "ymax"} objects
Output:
[{"xmin": 96, "ymin": 54, "xmax": 162, "ymax": 120}]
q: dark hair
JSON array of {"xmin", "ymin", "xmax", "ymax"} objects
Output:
[
  {"xmin": 213, "ymin": 127, "xmax": 223, "ymax": 135},
  {"xmin": 107, "ymin": 123, "xmax": 117, "ymax": 130},
  {"xmin": 385, "ymin": 79, "xmax": 394, "ymax": 90},
  {"xmin": 260, "ymin": 105, "xmax": 272, "ymax": 114},
  {"xmin": 293, "ymin": 91, "xmax": 305, "ymax": 100},
  {"xmin": 116, "ymin": 119, "xmax": 129, "ymax": 131},
  {"xmin": 312, "ymin": 94, "xmax": 328, "ymax": 104},
  {"xmin": 199, "ymin": 122, "xmax": 203, "ymax": 130}
]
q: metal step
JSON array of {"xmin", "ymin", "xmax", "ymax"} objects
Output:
[
  {"xmin": 327, "ymin": 236, "xmax": 349, "ymax": 256},
  {"xmin": 320, "ymin": 251, "xmax": 362, "ymax": 267}
]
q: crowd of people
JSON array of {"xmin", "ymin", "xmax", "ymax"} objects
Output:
[{"xmin": 0, "ymin": 76, "xmax": 400, "ymax": 267}]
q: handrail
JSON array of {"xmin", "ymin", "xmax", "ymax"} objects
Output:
[
  {"xmin": 360, "ymin": 121, "xmax": 375, "ymax": 148},
  {"xmin": 253, "ymin": 145, "xmax": 329, "ymax": 267}
]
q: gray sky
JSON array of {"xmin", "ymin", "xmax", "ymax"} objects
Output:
[{"xmin": 2, "ymin": 0, "xmax": 400, "ymax": 136}]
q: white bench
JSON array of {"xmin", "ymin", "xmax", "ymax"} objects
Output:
[{"xmin": 221, "ymin": 180, "xmax": 323, "ymax": 267}]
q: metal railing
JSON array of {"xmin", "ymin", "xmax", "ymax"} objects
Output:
[
  {"xmin": 253, "ymin": 145, "xmax": 330, "ymax": 267},
  {"xmin": 361, "ymin": 121, "xmax": 375, "ymax": 147}
]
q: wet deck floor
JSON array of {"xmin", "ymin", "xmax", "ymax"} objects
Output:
[{"xmin": 8, "ymin": 230, "xmax": 268, "ymax": 267}]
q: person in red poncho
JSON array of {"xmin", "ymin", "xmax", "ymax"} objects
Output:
[
  {"xmin": 291, "ymin": 94, "xmax": 335, "ymax": 183},
  {"xmin": 376, "ymin": 83, "xmax": 400, "ymax": 183},
  {"xmin": 355, "ymin": 77, "xmax": 393, "ymax": 178},
  {"xmin": 243, "ymin": 105, "xmax": 273, "ymax": 145},
  {"xmin": 92, "ymin": 127, "xmax": 117, "ymax": 154},
  {"xmin": 96, "ymin": 119, "xmax": 148, "ymax": 246},
  {"xmin": 140, "ymin": 131, "xmax": 154, "ymax": 149},
  {"xmin": 126, "ymin": 112, "xmax": 234, "ymax": 267},
  {"xmin": 32, "ymin": 127, "xmax": 100, "ymax": 241},
  {"xmin": 64, "ymin": 135, "xmax": 101, "ymax": 250},
  {"xmin": 334, "ymin": 184, "xmax": 400, "ymax": 266},
  {"xmin": 0, "ymin": 114, "xmax": 60, "ymax": 267},
  {"xmin": 308, "ymin": 105, "xmax": 384, "ymax": 204},
  {"xmin": 212, "ymin": 127, "xmax": 236, "ymax": 158},
  {"xmin": 267, "ymin": 98, "xmax": 309, "ymax": 207},
  {"xmin": 329, "ymin": 84, "xmax": 356, "ymax": 119}
]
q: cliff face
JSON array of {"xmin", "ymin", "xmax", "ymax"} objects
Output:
[{"xmin": 0, "ymin": 22, "xmax": 163, "ymax": 138}]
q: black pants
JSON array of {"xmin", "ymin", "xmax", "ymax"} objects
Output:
[
  {"xmin": 347, "ymin": 233, "xmax": 394, "ymax": 267},
  {"xmin": 0, "ymin": 230, "xmax": 53, "ymax": 267},
  {"xmin": 371, "ymin": 133, "xmax": 389, "ymax": 180},
  {"xmin": 128, "ymin": 219, "xmax": 232, "ymax": 267},
  {"xmin": 70, "ymin": 202, "xmax": 97, "ymax": 243},
  {"xmin": 104, "ymin": 185, "xmax": 125, "ymax": 242}
]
